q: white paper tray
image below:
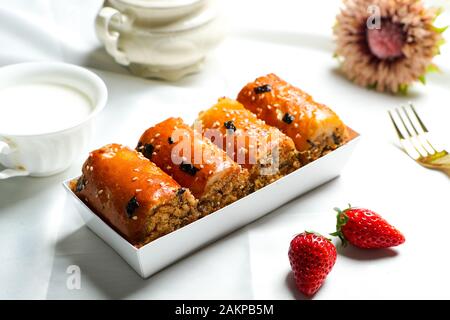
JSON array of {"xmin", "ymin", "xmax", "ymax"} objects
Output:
[{"xmin": 63, "ymin": 132, "xmax": 359, "ymax": 278}]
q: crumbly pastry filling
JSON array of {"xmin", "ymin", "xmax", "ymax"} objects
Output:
[
  {"xmin": 250, "ymin": 148, "xmax": 300, "ymax": 191},
  {"xmin": 138, "ymin": 192, "xmax": 199, "ymax": 247},
  {"xmin": 197, "ymin": 169, "xmax": 250, "ymax": 215},
  {"xmin": 300, "ymin": 129, "xmax": 347, "ymax": 164}
]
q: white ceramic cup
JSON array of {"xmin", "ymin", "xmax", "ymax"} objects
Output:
[{"xmin": 0, "ymin": 62, "xmax": 107, "ymax": 179}]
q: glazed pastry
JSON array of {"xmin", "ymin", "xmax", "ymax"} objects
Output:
[
  {"xmin": 137, "ymin": 117, "xmax": 249, "ymax": 215},
  {"xmin": 237, "ymin": 73, "xmax": 348, "ymax": 163},
  {"xmin": 73, "ymin": 143, "xmax": 199, "ymax": 247},
  {"xmin": 196, "ymin": 97, "xmax": 300, "ymax": 190}
]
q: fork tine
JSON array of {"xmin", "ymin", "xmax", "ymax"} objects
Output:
[
  {"xmin": 395, "ymin": 108, "xmax": 429, "ymax": 157},
  {"xmin": 409, "ymin": 103, "xmax": 429, "ymax": 133},
  {"xmin": 401, "ymin": 106, "xmax": 419, "ymax": 135},
  {"xmin": 401, "ymin": 105, "xmax": 433, "ymax": 155},
  {"xmin": 388, "ymin": 110, "xmax": 405, "ymax": 140},
  {"xmin": 406, "ymin": 103, "xmax": 439, "ymax": 153},
  {"xmin": 389, "ymin": 109, "xmax": 421, "ymax": 159},
  {"xmin": 395, "ymin": 108, "xmax": 413, "ymax": 138}
]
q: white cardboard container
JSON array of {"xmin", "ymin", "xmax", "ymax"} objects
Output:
[{"xmin": 63, "ymin": 132, "xmax": 360, "ymax": 278}]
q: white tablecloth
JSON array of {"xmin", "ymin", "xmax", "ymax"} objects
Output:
[{"xmin": 1, "ymin": 0, "xmax": 449, "ymax": 299}]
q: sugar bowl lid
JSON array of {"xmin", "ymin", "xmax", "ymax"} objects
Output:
[{"xmin": 150, "ymin": 2, "xmax": 219, "ymax": 33}]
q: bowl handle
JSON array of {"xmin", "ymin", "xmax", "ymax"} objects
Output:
[
  {"xmin": 0, "ymin": 140, "xmax": 29, "ymax": 179},
  {"xmin": 96, "ymin": 7, "xmax": 130, "ymax": 66}
]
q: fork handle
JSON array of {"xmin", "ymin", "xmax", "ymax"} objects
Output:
[
  {"xmin": 422, "ymin": 154, "xmax": 450, "ymax": 176},
  {"xmin": 432, "ymin": 154, "xmax": 450, "ymax": 168},
  {"xmin": 444, "ymin": 167, "xmax": 450, "ymax": 177}
]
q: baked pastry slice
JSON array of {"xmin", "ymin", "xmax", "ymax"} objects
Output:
[
  {"xmin": 73, "ymin": 143, "xmax": 199, "ymax": 247},
  {"xmin": 137, "ymin": 117, "xmax": 249, "ymax": 215},
  {"xmin": 237, "ymin": 73, "xmax": 348, "ymax": 163},
  {"xmin": 196, "ymin": 97, "xmax": 300, "ymax": 191}
]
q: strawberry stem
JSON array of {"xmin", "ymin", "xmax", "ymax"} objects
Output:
[
  {"xmin": 305, "ymin": 230, "xmax": 332, "ymax": 242},
  {"xmin": 329, "ymin": 205, "xmax": 351, "ymax": 247}
]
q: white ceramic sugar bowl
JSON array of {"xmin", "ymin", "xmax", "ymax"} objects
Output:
[{"xmin": 95, "ymin": 0, "xmax": 226, "ymax": 81}]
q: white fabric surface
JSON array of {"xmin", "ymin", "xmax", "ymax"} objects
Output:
[{"xmin": 0, "ymin": 0, "xmax": 449, "ymax": 299}]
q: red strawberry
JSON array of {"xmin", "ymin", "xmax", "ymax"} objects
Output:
[
  {"xmin": 331, "ymin": 205, "xmax": 405, "ymax": 249},
  {"xmin": 288, "ymin": 231, "xmax": 337, "ymax": 296}
]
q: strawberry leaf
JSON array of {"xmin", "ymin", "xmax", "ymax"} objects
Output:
[{"xmin": 331, "ymin": 206, "xmax": 351, "ymax": 247}]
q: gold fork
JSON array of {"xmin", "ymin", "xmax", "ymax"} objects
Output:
[{"xmin": 388, "ymin": 104, "xmax": 450, "ymax": 176}]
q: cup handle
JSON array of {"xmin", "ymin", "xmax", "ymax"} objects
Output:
[
  {"xmin": 0, "ymin": 141, "xmax": 29, "ymax": 179},
  {"xmin": 96, "ymin": 6, "xmax": 130, "ymax": 66}
]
